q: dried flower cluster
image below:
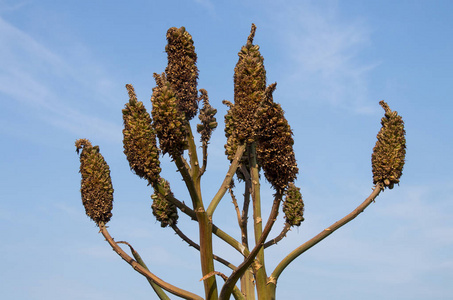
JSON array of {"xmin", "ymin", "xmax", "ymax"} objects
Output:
[
  {"xmin": 283, "ymin": 183, "xmax": 304, "ymax": 227},
  {"xmin": 165, "ymin": 26, "xmax": 199, "ymax": 121},
  {"xmin": 151, "ymin": 178, "xmax": 178, "ymax": 227},
  {"xmin": 122, "ymin": 84, "xmax": 161, "ymax": 185},
  {"xmin": 197, "ymin": 89, "xmax": 218, "ymax": 144},
  {"xmin": 231, "ymin": 23, "xmax": 266, "ymax": 143},
  {"xmin": 256, "ymin": 83, "xmax": 298, "ymax": 191},
  {"xmin": 151, "ymin": 73, "xmax": 188, "ymax": 156},
  {"xmin": 75, "ymin": 139, "xmax": 113, "ymax": 225},
  {"xmin": 372, "ymin": 100, "xmax": 406, "ymax": 189}
]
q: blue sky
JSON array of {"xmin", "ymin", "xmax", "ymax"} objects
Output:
[{"xmin": 1, "ymin": 0, "xmax": 452, "ymax": 299}]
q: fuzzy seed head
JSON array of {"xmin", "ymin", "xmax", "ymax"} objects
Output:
[
  {"xmin": 283, "ymin": 183, "xmax": 304, "ymax": 227},
  {"xmin": 165, "ymin": 27, "xmax": 199, "ymax": 120},
  {"xmin": 372, "ymin": 101, "xmax": 406, "ymax": 189},
  {"xmin": 75, "ymin": 139, "xmax": 114, "ymax": 225},
  {"xmin": 123, "ymin": 84, "xmax": 161, "ymax": 185}
]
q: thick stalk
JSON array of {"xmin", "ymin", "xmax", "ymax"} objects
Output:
[
  {"xmin": 219, "ymin": 193, "xmax": 282, "ymax": 300},
  {"xmin": 267, "ymin": 184, "xmax": 383, "ymax": 299},
  {"xmin": 99, "ymin": 223, "xmax": 203, "ymax": 300},
  {"xmin": 184, "ymin": 124, "xmax": 218, "ymax": 300},
  {"xmin": 249, "ymin": 143, "xmax": 268, "ymax": 300}
]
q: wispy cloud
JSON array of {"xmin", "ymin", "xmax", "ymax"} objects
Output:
[
  {"xmin": 265, "ymin": 1, "xmax": 379, "ymax": 114},
  {"xmin": 0, "ymin": 17, "xmax": 122, "ymax": 144}
]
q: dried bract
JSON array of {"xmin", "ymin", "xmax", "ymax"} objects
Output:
[
  {"xmin": 151, "ymin": 73, "xmax": 188, "ymax": 157},
  {"xmin": 165, "ymin": 26, "xmax": 199, "ymax": 120},
  {"xmin": 122, "ymin": 84, "xmax": 161, "ymax": 185},
  {"xmin": 75, "ymin": 139, "xmax": 114, "ymax": 225},
  {"xmin": 372, "ymin": 101, "xmax": 406, "ymax": 189},
  {"xmin": 151, "ymin": 178, "xmax": 178, "ymax": 227},
  {"xmin": 256, "ymin": 83, "xmax": 298, "ymax": 191},
  {"xmin": 283, "ymin": 183, "xmax": 304, "ymax": 227}
]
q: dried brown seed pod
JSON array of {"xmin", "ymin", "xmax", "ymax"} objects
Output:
[
  {"xmin": 256, "ymin": 83, "xmax": 298, "ymax": 191},
  {"xmin": 122, "ymin": 84, "xmax": 161, "ymax": 185},
  {"xmin": 151, "ymin": 178, "xmax": 178, "ymax": 228},
  {"xmin": 151, "ymin": 73, "xmax": 188, "ymax": 157},
  {"xmin": 283, "ymin": 183, "xmax": 304, "ymax": 227},
  {"xmin": 75, "ymin": 139, "xmax": 114, "ymax": 225},
  {"xmin": 372, "ymin": 100, "xmax": 406, "ymax": 189},
  {"xmin": 165, "ymin": 26, "xmax": 199, "ymax": 120}
]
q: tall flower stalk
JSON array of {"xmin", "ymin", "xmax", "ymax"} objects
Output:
[{"xmin": 75, "ymin": 24, "xmax": 406, "ymax": 300}]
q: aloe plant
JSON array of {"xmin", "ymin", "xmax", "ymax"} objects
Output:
[{"xmin": 75, "ymin": 24, "xmax": 406, "ymax": 300}]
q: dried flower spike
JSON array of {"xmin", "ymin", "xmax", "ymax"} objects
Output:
[
  {"xmin": 232, "ymin": 23, "xmax": 266, "ymax": 143},
  {"xmin": 197, "ymin": 89, "xmax": 217, "ymax": 144},
  {"xmin": 75, "ymin": 139, "xmax": 114, "ymax": 225},
  {"xmin": 122, "ymin": 84, "xmax": 161, "ymax": 185},
  {"xmin": 151, "ymin": 73, "xmax": 188, "ymax": 157},
  {"xmin": 372, "ymin": 100, "xmax": 406, "ymax": 189},
  {"xmin": 283, "ymin": 183, "xmax": 304, "ymax": 227},
  {"xmin": 256, "ymin": 83, "xmax": 298, "ymax": 191},
  {"xmin": 165, "ymin": 26, "xmax": 199, "ymax": 120}
]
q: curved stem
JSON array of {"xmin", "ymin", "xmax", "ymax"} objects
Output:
[
  {"xmin": 264, "ymin": 223, "xmax": 291, "ymax": 249},
  {"xmin": 99, "ymin": 223, "xmax": 203, "ymax": 300},
  {"xmin": 268, "ymin": 184, "xmax": 383, "ymax": 296},
  {"xmin": 117, "ymin": 241, "xmax": 170, "ymax": 300},
  {"xmin": 207, "ymin": 144, "xmax": 246, "ymax": 217},
  {"xmin": 171, "ymin": 224, "xmax": 237, "ymax": 270}
]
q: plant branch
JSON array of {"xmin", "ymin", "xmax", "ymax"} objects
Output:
[
  {"xmin": 171, "ymin": 224, "xmax": 237, "ymax": 270},
  {"xmin": 264, "ymin": 223, "xmax": 291, "ymax": 249},
  {"xmin": 269, "ymin": 184, "xmax": 383, "ymax": 287},
  {"xmin": 219, "ymin": 192, "xmax": 283, "ymax": 300},
  {"xmin": 98, "ymin": 223, "xmax": 203, "ymax": 300},
  {"xmin": 207, "ymin": 144, "xmax": 246, "ymax": 217},
  {"xmin": 200, "ymin": 140, "xmax": 208, "ymax": 176},
  {"xmin": 117, "ymin": 241, "xmax": 170, "ymax": 300}
]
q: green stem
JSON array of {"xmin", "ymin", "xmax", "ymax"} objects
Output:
[
  {"xmin": 219, "ymin": 193, "xmax": 282, "ymax": 300},
  {"xmin": 117, "ymin": 241, "xmax": 170, "ymax": 300},
  {"xmin": 207, "ymin": 144, "xmax": 246, "ymax": 217},
  {"xmin": 268, "ymin": 184, "xmax": 383, "ymax": 299},
  {"xmin": 99, "ymin": 223, "xmax": 203, "ymax": 300},
  {"xmin": 248, "ymin": 143, "xmax": 268, "ymax": 300}
]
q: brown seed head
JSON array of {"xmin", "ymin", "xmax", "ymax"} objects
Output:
[
  {"xmin": 151, "ymin": 73, "xmax": 188, "ymax": 157},
  {"xmin": 122, "ymin": 84, "xmax": 161, "ymax": 185},
  {"xmin": 197, "ymin": 89, "xmax": 217, "ymax": 144},
  {"xmin": 151, "ymin": 178, "xmax": 178, "ymax": 228},
  {"xmin": 165, "ymin": 27, "xmax": 199, "ymax": 120},
  {"xmin": 232, "ymin": 23, "xmax": 267, "ymax": 143},
  {"xmin": 372, "ymin": 100, "xmax": 406, "ymax": 189},
  {"xmin": 256, "ymin": 84, "xmax": 298, "ymax": 191},
  {"xmin": 75, "ymin": 139, "xmax": 114, "ymax": 225},
  {"xmin": 283, "ymin": 183, "xmax": 304, "ymax": 227}
]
